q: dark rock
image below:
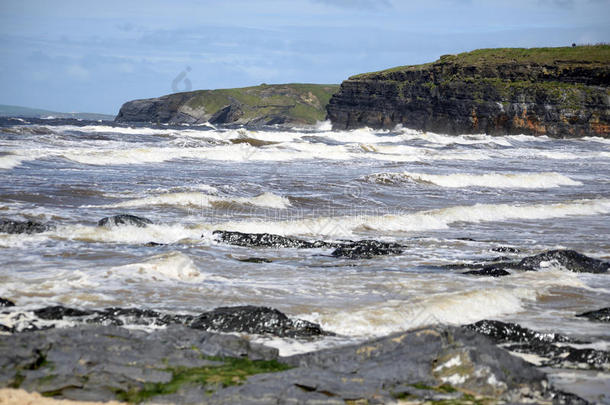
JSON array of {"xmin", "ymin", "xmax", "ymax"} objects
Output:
[
  {"xmin": 0, "ymin": 218, "xmax": 53, "ymax": 234},
  {"xmin": 238, "ymin": 257, "xmax": 273, "ymax": 263},
  {"xmin": 491, "ymin": 246, "xmax": 520, "ymax": 253},
  {"xmin": 330, "ymin": 240, "xmax": 405, "ymax": 259},
  {"xmin": 575, "ymin": 307, "xmax": 610, "ymax": 322},
  {"xmin": 33, "ymin": 306, "xmax": 92, "ymax": 320},
  {"xmin": 466, "ymin": 320, "xmax": 608, "ymax": 371},
  {"xmin": 89, "ymin": 307, "xmax": 192, "ymax": 327},
  {"xmin": 465, "ymin": 320, "xmax": 576, "ymax": 344},
  {"xmin": 213, "ymin": 230, "xmax": 334, "ymax": 249},
  {"xmin": 0, "ymin": 298, "xmax": 15, "ymax": 307},
  {"xmin": 517, "ymin": 250, "xmax": 609, "ymax": 273},
  {"xmin": 549, "ymin": 390, "xmax": 591, "ymax": 405},
  {"xmin": 0, "ymin": 323, "xmax": 587, "ymax": 404},
  {"xmin": 145, "ymin": 241, "xmax": 165, "ymax": 247},
  {"xmin": 209, "ymin": 326, "xmax": 551, "ymax": 404},
  {"xmin": 462, "ymin": 267, "xmax": 511, "ymax": 277},
  {"xmin": 97, "ymin": 214, "xmax": 153, "ymax": 228},
  {"xmin": 190, "ymin": 306, "xmax": 328, "ymax": 338},
  {"xmin": 506, "ymin": 342, "xmax": 610, "ymax": 371}
]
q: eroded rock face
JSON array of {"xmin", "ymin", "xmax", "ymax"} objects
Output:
[
  {"xmin": 190, "ymin": 306, "xmax": 328, "ymax": 338},
  {"xmin": 0, "ymin": 219, "xmax": 53, "ymax": 234},
  {"xmin": 98, "ymin": 214, "xmax": 153, "ymax": 228},
  {"xmin": 327, "ymin": 46, "xmax": 610, "ymax": 137},
  {"xmin": 576, "ymin": 307, "xmax": 610, "ymax": 322}
]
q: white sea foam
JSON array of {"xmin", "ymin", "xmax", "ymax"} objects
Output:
[
  {"xmin": 93, "ymin": 191, "xmax": 291, "ymax": 210},
  {"xmin": 212, "ymin": 198, "xmax": 610, "ymax": 238},
  {"xmin": 307, "ymin": 287, "xmax": 536, "ymax": 337},
  {"xmin": 365, "ymin": 171, "xmax": 582, "ymax": 188},
  {"xmin": 61, "ymin": 223, "xmax": 204, "ymax": 244},
  {"xmin": 107, "ymin": 252, "xmax": 205, "ymax": 282}
]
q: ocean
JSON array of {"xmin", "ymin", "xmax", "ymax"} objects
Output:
[{"xmin": 0, "ymin": 117, "xmax": 609, "ymax": 396}]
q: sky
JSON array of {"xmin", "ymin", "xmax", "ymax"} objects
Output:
[{"xmin": 0, "ymin": 0, "xmax": 609, "ymax": 115}]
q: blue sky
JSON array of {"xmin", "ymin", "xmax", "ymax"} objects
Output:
[{"xmin": 1, "ymin": 0, "xmax": 609, "ymax": 115}]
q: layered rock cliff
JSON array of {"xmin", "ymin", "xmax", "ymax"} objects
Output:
[
  {"xmin": 115, "ymin": 83, "xmax": 339, "ymax": 126},
  {"xmin": 327, "ymin": 46, "xmax": 610, "ymax": 137}
]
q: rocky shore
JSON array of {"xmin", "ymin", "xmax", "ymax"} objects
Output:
[
  {"xmin": 327, "ymin": 46, "xmax": 610, "ymax": 137},
  {"xmin": 1, "ymin": 215, "xmax": 609, "ymax": 403}
]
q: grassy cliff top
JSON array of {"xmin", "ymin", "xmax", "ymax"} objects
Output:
[
  {"xmin": 183, "ymin": 83, "xmax": 339, "ymax": 124},
  {"xmin": 352, "ymin": 45, "xmax": 610, "ymax": 79}
]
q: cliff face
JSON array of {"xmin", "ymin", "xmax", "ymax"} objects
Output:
[
  {"xmin": 115, "ymin": 84, "xmax": 339, "ymax": 126},
  {"xmin": 327, "ymin": 46, "xmax": 610, "ymax": 137}
]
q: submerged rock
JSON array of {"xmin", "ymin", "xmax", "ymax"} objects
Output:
[
  {"xmin": 0, "ymin": 298, "xmax": 15, "ymax": 307},
  {"xmin": 491, "ymin": 246, "xmax": 520, "ymax": 253},
  {"xmin": 0, "ymin": 218, "xmax": 53, "ymax": 234},
  {"xmin": 237, "ymin": 257, "xmax": 273, "ymax": 263},
  {"xmin": 33, "ymin": 306, "xmax": 92, "ymax": 320},
  {"xmin": 97, "ymin": 214, "xmax": 153, "ymax": 228},
  {"xmin": 576, "ymin": 307, "xmax": 610, "ymax": 322},
  {"xmin": 190, "ymin": 306, "xmax": 328, "ymax": 338},
  {"xmin": 330, "ymin": 240, "xmax": 405, "ymax": 259},
  {"xmin": 516, "ymin": 249, "xmax": 609, "ymax": 273},
  {"xmin": 212, "ymin": 230, "xmax": 333, "ymax": 249},
  {"xmin": 462, "ymin": 267, "xmax": 511, "ymax": 277}
]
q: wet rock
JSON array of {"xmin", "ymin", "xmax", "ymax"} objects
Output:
[
  {"xmin": 517, "ymin": 250, "xmax": 608, "ymax": 273},
  {"xmin": 330, "ymin": 240, "xmax": 405, "ymax": 259},
  {"xmin": 0, "ymin": 323, "xmax": 587, "ymax": 404},
  {"xmin": 209, "ymin": 326, "xmax": 553, "ymax": 404},
  {"xmin": 0, "ymin": 218, "xmax": 53, "ymax": 234},
  {"xmin": 97, "ymin": 214, "xmax": 153, "ymax": 228},
  {"xmin": 466, "ymin": 320, "xmax": 608, "ymax": 371},
  {"xmin": 237, "ymin": 257, "xmax": 273, "ymax": 263},
  {"xmin": 34, "ymin": 306, "xmax": 92, "ymax": 320},
  {"xmin": 462, "ymin": 267, "xmax": 511, "ymax": 277},
  {"xmin": 506, "ymin": 342, "xmax": 610, "ymax": 371},
  {"xmin": 213, "ymin": 230, "xmax": 333, "ymax": 249},
  {"xmin": 465, "ymin": 320, "xmax": 576, "ymax": 344},
  {"xmin": 190, "ymin": 306, "xmax": 328, "ymax": 338},
  {"xmin": 576, "ymin": 307, "xmax": 610, "ymax": 322},
  {"xmin": 145, "ymin": 241, "xmax": 165, "ymax": 246},
  {"xmin": 491, "ymin": 246, "xmax": 520, "ymax": 253},
  {"xmin": 89, "ymin": 307, "xmax": 193, "ymax": 327},
  {"xmin": 0, "ymin": 325, "xmax": 278, "ymax": 401},
  {"xmin": 0, "ymin": 298, "xmax": 15, "ymax": 307}
]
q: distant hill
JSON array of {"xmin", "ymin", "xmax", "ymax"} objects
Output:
[
  {"xmin": 0, "ymin": 104, "xmax": 115, "ymax": 121},
  {"xmin": 115, "ymin": 83, "xmax": 340, "ymax": 126}
]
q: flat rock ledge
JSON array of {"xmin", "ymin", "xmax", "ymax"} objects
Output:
[{"xmin": 0, "ymin": 324, "xmax": 583, "ymax": 404}]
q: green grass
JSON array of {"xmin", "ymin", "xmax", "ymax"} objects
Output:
[
  {"xmin": 183, "ymin": 83, "xmax": 339, "ymax": 124},
  {"xmin": 352, "ymin": 45, "xmax": 610, "ymax": 79},
  {"xmin": 114, "ymin": 356, "xmax": 292, "ymax": 403}
]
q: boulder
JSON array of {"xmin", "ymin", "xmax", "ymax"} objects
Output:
[
  {"xmin": 0, "ymin": 219, "xmax": 53, "ymax": 234},
  {"xmin": 190, "ymin": 306, "xmax": 328, "ymax": 338},
  {"xmin": 517, "ymin": 249, "xmax": 608, "ymax": 273},
  {"xmin": 97, "ymin": 214, "xmax": 153, "ymax": 228}
]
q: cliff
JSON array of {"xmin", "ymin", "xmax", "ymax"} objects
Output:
[
  {"xmin": 327, "ymin": 45, "xmax": 610, "ymax": 137},
  {"xmin": 115, "ymin": 83, "xmax": 339, "ymax": 126}
]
